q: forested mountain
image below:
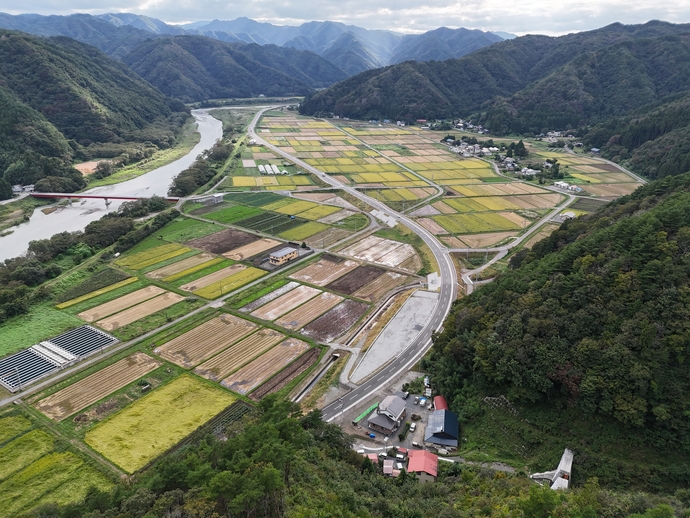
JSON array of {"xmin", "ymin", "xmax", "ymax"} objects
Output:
[
  {"xmin": 0, "ymin": 12, "xmax": 154, "ymax": 59},
  {"xmin": 300, "ymin": 21, "xmax": 690, "ymax": 124},
  {"xmin": 0, "ymin": 30, "xmax": 188, "ymax": 190},
  {"xmin": 122, "ymin": 36, "xmax": 347, "ymax": 102},
  {"xmin": 585, "ymin": 91, "xmax": 690, "ymax": 181},
  {"xmin": 388, "ymin": 27, "xmax": 502, "ymax": 65},
  {"xmin": 428, "ymin": 172, "xmax": 690, "ymax": 486}
]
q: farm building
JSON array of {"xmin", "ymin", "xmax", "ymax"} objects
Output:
[
  {"xmin": 368, "ymin": 395, "xmax": 406, "ymax": 435},
  {"xmin": 269, "ymin": 248, "xmax": 298, "ymax": 266},
  {"xmin": 408, "ymin": 450, "xmax": 438, "ymax": 483},
  {"xmin": 424, "ymin": 403, "xmax": 459, "ymax": 449}
]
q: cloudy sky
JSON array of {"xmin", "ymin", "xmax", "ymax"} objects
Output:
[{"xmin": 0, "ymin": 0, "xmax": 688, "ymax": 35}]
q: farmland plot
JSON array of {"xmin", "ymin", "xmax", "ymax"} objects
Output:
[
  {"xmin": 279, "ymin": 221, "xmax": 328, "ymax": 241},
  {"xmin": 78, "ymin": 286, "xmax": 165, "ymax": 322},
  {"xmin": 34, "ymin": 353, "xmax": 162, "ymax": 421},
  {"xmin": 276, "ymin": 292, "xmax": 343, "ymax": 330},
  {"xmin": 239, "ymin": 281, "xmax": 300, "ymax": 313},
  {"xmin": 85, "ymin": 375, "xmax": 235, "ymax": 473},
  {"xmin": 187, "ymin": 228, "xmax": 258, "ymax": 254},
  {"xmin": 223, "ymin": 238, "xmax": 280, "ymax": 261},
  {"xmin": 180, "ymin": 264, "xmax": 246, "ymax": 292},
  {"xmin": 147, "ymin": 253, "xmax": 218, "ymax": 280},
  {"xmin": 0, "ymin": 430, "xmax": 53, "ymax": 481},
  {"xmin": 289, "ymin": 256, "xmax": 358, "ymax": 286},
  {"xmin": 353, "ymin": 272, "xmax": 408, "ymax": 301},
  {"xmin": 301, "ymin": 300, "xmax": 370, "ymax": 343},
  {"xmin": 304, "ymin": 228, "xmax": 352, "ymax": 248},
  {"xmin": 193, "ymin": 267, "xmax": 266, "ymax": 299},
  {"xmin": 250, "ymin": 348, "xmax": 321, "ymax": 400},
  {"xmin": 56, "ymin": 278, "xmax": 138, "ymax": 309},
  {"xmin": 221, "ymin": 338, "xmax": 310, "ymax": 394},
  {"xmin": 338, "ymin": 235, "xmax": 417, "ymax": 269},
  {"xmin": 116, "ymin": 243, "xmax": 190, "ymax": 270},
  {"xmin": 155, "ymin": 314, "xmax": 258, "ymax": 368},
  {"xmin": 251, "ymin": 285, "xmax": 321, "ymax": 321},
  {"xmin": 194, "ymin": 328, "xmax": 284, "ymax": 381},
  {"xmin": 327, "ymin": 266, "xmax": 385, "ymax": 295},
  {"xmin": 95, "ymin": 292, "xmax": 186, "ymax": 331}
]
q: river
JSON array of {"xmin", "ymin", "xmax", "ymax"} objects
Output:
[{"xmin": 0, "ymin": 109, "xmax": 222, "ymax": 262}]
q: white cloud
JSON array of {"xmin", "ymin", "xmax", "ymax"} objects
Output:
[{"xmin": 0, "ymin": 0, "xmax": 687, "ymax": 34}]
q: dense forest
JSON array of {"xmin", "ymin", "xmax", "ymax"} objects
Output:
[
  {"xmin": 122, "ymin": 36, "xmax": 347, "ymax": 102},
  {"xmin": 426, "ymin": 172, "xmax": 690, "ymax": 489},
  {"xmin": 299, "ymin": 21, "xmax": 690, "ymax": 126},
  {"xmin": 25, "ymin": 399, "xmax": 690, "ymax": 518},
  {"xmin": 0, "ymin": 30, "xmax": 189, "ymax": 190}
]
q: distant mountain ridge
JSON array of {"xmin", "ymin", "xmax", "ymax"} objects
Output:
[
  {"xmin": 121, "ymin": 36, "xmax": 348, "ymax": 102},
  {"xmin": 0, "ymin": 12, "xmax": 508, "ymax": 76}
]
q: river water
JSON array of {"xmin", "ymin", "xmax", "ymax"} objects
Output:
[{"xmin": 0, "ymin": 110, "xmax": 222, "ymax": 262}]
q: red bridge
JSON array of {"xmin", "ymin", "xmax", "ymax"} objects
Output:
[{"xmin": 31, "ymin": 193, "xmax": 180, "ymax": 206}]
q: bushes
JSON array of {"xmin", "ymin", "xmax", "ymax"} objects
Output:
[{"xmin": 113, "ymin": 209, "xmax": 180, "ymax": 253}]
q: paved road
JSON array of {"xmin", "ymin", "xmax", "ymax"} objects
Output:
[{"xmin": 248, "ymin": 109, "xmax": 458, "ymax": 422}]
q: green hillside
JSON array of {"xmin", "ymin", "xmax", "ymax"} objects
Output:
[
  {"xmin": 299, "ymin": 21, "xmax": 690, "ymax": 125},
  {"xmin": 122, "ymin": 36, "xmax": 347, "ymax": 102},
  {"xmin": 0, "ymin": 30, "xmax": 189, "ymax": 190},
  {"xmin": 427, "ymin": 172, "xmax": 690, "ymax": 489}
]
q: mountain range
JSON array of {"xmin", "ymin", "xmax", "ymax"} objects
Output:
[{"xmin": 0, "ymin": 12, "xmax": 509, "ymax": 76}]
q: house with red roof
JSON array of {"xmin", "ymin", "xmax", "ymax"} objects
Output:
[{"xmin": 407, "ymin": 450, "xmax": 439, "ymax": 483}]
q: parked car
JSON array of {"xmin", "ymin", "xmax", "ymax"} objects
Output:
[
  {"xmin": 412, "ymin": 441, "xmax": 422, "ymax": 448},
  {"xmin": 402, "ymin": 391, "xmax": 410, "ymax": 399},
  {"xmin": 414, "ymin": 397, "xmax": 420, "ymax": 405},
  {"xmin": 410, "ymin": 423, "xmax": 417, "ymax": 432}
]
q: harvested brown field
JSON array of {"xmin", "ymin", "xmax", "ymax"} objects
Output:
[
  {"xmin": 96, "ymin": 292, "xmax": 185, "ymax": 331},
  {"xmin": 289, "ymin": 256, "xmax": 358, "ymax": 286},
  {"xmin": 338, "ymin": 235, "xmax": 416, "ymax": 269},
  {"xmin": 432, "ymin": 201, "xmax": 456, "ymax": 214},
  {"xmin": 582, "ymin": 183, "xmax": 643, "ymax": 197},
  {"xmin": 146, "ymin": 253, "xmax": 215, "ymax": 280},
  {"xmin": 187, "ymin": 228, "xmax": 258, "ymax": 254},
  {"xmin": 179, "ymin": 264, "xmax": 246, "ymax": 292},
  {"xmin": 317, "ymin": 210, "xmax": 354, "ymax": 224},
  {"xmin": 304, "ymin": 228, "xmax": 351, "ymax": 247},
  {"xmin": 194, "ymin": 328, "xmax": 284, "ymax": 381},
  {"xmin": 250, "ymin": 348, "xmax": 321, "ymax": 401},
  {"xmin": 353, "ymin": 272, "xmax": 408, "ymax": 302},
  {"xmin": 78, "ymin": 286, "xmax": 165, "ymax": 322},
  {"xmin": 409, "ymin": 205, "xmax": 441, "ymax": 217},
  {"xmin": 222, "ymin": 238, "xmax": 280, "ymax": 261},
  {"xmin": 455, "ymin": 231, "xmax": 518, "ymax": 248},
  {"xmin": 441, "ymin": 236, "xmax": 466, "ymax": 248},
  {"xmin": 301, "ymin": 299, "xmax": 370, "ymax": 343},
  {"xmin": 499, "ymin": 212, "xmax": 531, "ymax": 228},
  {"xmin": 327, "ymin": 265, "xmax": 385, "ymax": 295},
  {"xmin": 276, "ymin": 292, "xmax": 343, "ymax": 330},
  {"xmin": 418, "ymin": 218, "xmax": 447, "ymax": 235},
  {"xmin": 221, "ymin": 338, "xmax": 310, "ymax": 394},
  {"xmin": 34, "ymin": 352, "xmax": 161, "ymax": 421},
  {"xmin": 523, "ymin": 223, "xmax": 560, "ymax": 249},
  {"xmin": 154, "ymin": 314, "xmax": 258, "ymax": 368},
  {"xmin": 240, "ymin": 282, "xmax": 300, "ymax": 313},
  {"xmin": 251, "ymin": 285, "xmax": 321, "ymax": 321}
]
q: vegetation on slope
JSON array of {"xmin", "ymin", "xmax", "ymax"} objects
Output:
[
  {"xmin": 0, "ymin": 30, "xmax": 189, "ymax": 190},
  {"xmin": 25, "ymin": 399, "xmax": 690, "ymax": 518},
  {"xmin": 122, "ymin": 36, "xmax": 347, "ymax": 102},
  {"xmin": 427, "ymin": 172, "xmax": 690, "ymax": 489}
]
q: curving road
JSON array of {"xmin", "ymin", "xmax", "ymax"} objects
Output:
[{"xmin": 248, "ymin": 108, "xmax": 458, "ymax": 422}]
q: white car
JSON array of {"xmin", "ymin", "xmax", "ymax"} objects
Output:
[{"xmin": 410, "ymin": 423, "xmax": 417, "ymax": 432}]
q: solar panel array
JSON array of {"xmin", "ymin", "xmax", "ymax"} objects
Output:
[{"xmin": 0, "ymin": 326, "xmax": 118, "ymax": 392}]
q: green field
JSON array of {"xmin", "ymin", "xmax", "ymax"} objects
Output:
[
  {"xmin": 279, "ymin": 222, "xmax": 329, "ymax": 241},
  {"xmin": 433, "ymin": 213, "xmax": 522, "ymax": 234},
  {"xmin": 0, "ymin": 414, "xmax": 114, "ymax": 517},
  {"xmin": 85, "ymin": 375, "xmax": 235, "ymax": 473},
  {"xmin": 0, "ymin": 305, "xmax": 84, "ymax": 357},
  {"xmin": 228, "ymin": 192, "xmax": 285, "ymax": 207},
  {"xmin": 153, "ymin": 218, "xmax": 221, "ymax": 242},
  {"xmin": 193, "ymin": 267, "xmax": 266, "ymax": 299},
  {"xmin": 204, "ymin": 205, "xmax": 264, "ymax": 224}
]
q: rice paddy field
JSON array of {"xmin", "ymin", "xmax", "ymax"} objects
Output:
[
  {"xmin": 85, "ymin": 375, "xmax": 235, "ymax": 473},
  {"xmin": 530, "ymin": 149, "xmax": 643, "ymax": 198},
  {"xmin": 0, "ymin": 413, "xmax": 114, "ymax": 516}
]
